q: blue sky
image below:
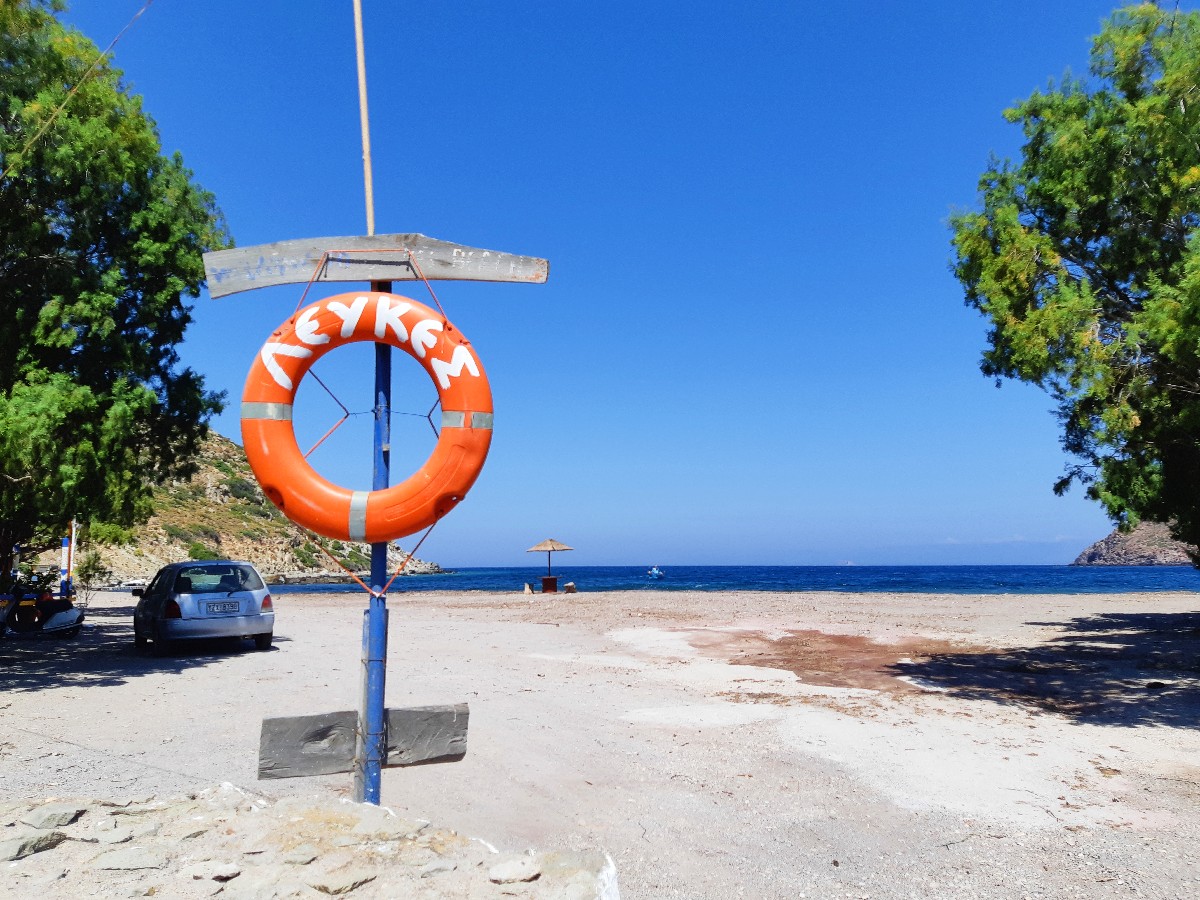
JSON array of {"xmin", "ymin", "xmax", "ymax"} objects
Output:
[{"xmin": 63, "ymin": 1, "xmax": 1146, "ymax": 566}]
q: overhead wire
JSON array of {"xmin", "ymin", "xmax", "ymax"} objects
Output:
[{"xmin": 1, "ymin": 0, "xmax": 157, "ymax": 182}]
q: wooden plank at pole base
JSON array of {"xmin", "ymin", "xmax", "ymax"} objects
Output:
[
  {"xmin": 203, "ymin": 233, "xmax": 549, "ymax": 298},
  {"xmin": 258, "ymin": 703, "xmax": 469, "ymax": 780},
  {"xmin": 259, "ymin": 711, "xmax": 356, "ymax": 779},
  {"xmin": 386, "ymin": 703, "xmax": 468, "ymax": 766}
]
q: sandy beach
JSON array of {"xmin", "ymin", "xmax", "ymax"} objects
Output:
[{"xmin": 3, "ymin": 586, "xmax": 1200, "ymax": 898}]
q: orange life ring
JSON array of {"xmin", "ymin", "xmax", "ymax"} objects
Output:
[{"xmin": 241, "ymin": 292, "xmax": 493, "ymax": 543}]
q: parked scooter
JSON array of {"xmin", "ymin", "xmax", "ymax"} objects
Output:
[{"xmin": 0, "ymin": 587, "xmax": 85, "ymax": 639}]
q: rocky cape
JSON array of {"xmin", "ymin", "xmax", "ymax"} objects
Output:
[
  {"xmin": 75, "ymin": 432, "xmax": 442, "ymax": 585},
  {"xmin": 1072, "ymin": 521, "xmax": 1197, "ymax": 566}
]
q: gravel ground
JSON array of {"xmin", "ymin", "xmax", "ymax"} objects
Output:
[{"xmin": 3, "ymin": 587, "xmax": 1200, "ymax": 899}]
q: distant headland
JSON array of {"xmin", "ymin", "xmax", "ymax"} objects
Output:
[{"xmin": 1072, "ymin": 521, "xmax": 1197, "ymax": 566}]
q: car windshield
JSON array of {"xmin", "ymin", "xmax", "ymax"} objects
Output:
[{"xmin": 174, "ymin": 564, "xmax": 263, "ymax": 593}]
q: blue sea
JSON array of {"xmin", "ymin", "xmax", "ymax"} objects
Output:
[{"xmin": 273, "ymin": 565, "xmax": 1200, "ymax": 596}]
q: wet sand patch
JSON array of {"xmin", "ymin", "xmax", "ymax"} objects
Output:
[{"xmin": 684, "ymin": 628, "xmax": 985, "ymax": 693}]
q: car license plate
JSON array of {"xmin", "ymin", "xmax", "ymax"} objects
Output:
[{"xmin": 207, "ymin": 601, "xmax": 239, "ymax": 614}]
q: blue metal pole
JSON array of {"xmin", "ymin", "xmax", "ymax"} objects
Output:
[
  {"xmin": 356, "ymin": 282, "xmax": 392, "ymax": 804},
  {"xmin": 59, "ymin": 536, "xmax": 69, "ymax": 598}
]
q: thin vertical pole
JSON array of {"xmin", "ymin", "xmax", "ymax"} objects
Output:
[
  {"xmin": 67, "ymin": 518, "xmax": 77, "ymax": 595},
  {"xmin": 59, "ymin": 535, "xmax": 69, "ymax": 598},
  {"xmin": 352, "ymin": 0, "xmax": 376, "ymax": 237},
  {"xmin": 350, "ymin": 0, "xmax": 386, "ymax": 805},
  {"xmin": 354, "ymin": 279, "xmax": 393, "ymax": 805}
]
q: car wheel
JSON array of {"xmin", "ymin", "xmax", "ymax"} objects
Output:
[
  {"xmin": 253, "ymin": 632, "xmax": 273, "ymax": 651},
  {"xmin": 134, "ymin": 622, "xmax": 148, "ymax": 649}
]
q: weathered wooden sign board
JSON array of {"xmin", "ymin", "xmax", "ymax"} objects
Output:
[
  {"xmin": 258, "ymin": 703, "xmax": 468, "ymax": 779},
  {"xmin": 204, "ymin": 233, "xmax": 549, "ymax": 298}
]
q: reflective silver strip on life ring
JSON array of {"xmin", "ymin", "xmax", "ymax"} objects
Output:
[
  {"xmin": 241, "ymin": 401, "xmax": 293, "ymax": 420},
  {"xmin": 349, "ymin": 491, "xmax": 369, "ymax": 542},
  {"xmin": 442, "ymin": 410, "xmax": 494, "ymax": 429}
]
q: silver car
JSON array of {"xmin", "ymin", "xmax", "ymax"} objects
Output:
[{"xmin": 133, "ymin": 560, "xmax": 274, "ymax": 654}]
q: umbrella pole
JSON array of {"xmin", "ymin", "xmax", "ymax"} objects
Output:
[{"xmin": 547, "ymin": 551, "xmax": 551, "ymax": 576}]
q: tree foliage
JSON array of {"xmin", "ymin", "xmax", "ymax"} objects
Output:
[
  {"xmin": 951, "ymin": 3, "xmax": 1200, "ymax": 561},
  {"xmin": 0, "ymin": 0, "xmax": 230, "ymax": 579},
  {"xmin": 74, "ymin": 548, "xmax": 110, "ymax": 600}
]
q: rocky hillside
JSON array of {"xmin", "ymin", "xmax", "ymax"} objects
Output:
[
  {"xmin": 78, "ymin": 432, "xmax": 440, "ymax": 584},
  {"xmin": 1072, "ymin": 521, "xmax": 1197, "ymax": 566}
]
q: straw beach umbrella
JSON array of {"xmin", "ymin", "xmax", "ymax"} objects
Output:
[{"xmin": 527, "ymin": 538, "xmax": 573, "ymax": 575}]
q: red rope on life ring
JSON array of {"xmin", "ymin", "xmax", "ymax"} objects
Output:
[{"xmin": 241, "ymin": 291, "xmax": 492, "ymax": 543}]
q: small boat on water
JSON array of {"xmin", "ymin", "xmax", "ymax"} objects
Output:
[{"xmin": 647, "ymin": 566, "xmax": 664, "ymax": 580}]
